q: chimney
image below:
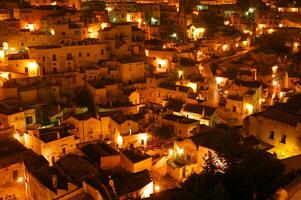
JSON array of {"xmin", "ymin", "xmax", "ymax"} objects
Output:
[{"xmin": 52, "ymin": 174, "xmax": 57, "ymax": 189}]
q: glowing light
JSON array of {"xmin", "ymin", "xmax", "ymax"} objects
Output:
[
  {"xmin": 117, "ymin": 134, "xmax": 123, "ymax": 146},
  {"xmin": 126, "ymin": 14, "xmax": 132, "ymax": 22},
  {"xmin": 258, "ymin": 24, "xmax": 264, "ymax": 29},
  {"xmin": 267, "ymin": 28, "xmax": 275, "ymax": 34},
  {"xmin": 260, "ymin": 98, "xmax": 265, "ymax": 103},
  {"xmin": 279, "ymin": 91, "xmax": 284, "ymax": 99},
  {"xmin": 145, "ymin": 49, "xmax": 149, "ymax": 56},
  {"xmin": 28, "ymin": 62, "xmax": 37, "ymax": 69},
  {"xmin": 215, "ymin": 77, "xmax": 224, "ymax": 85},
  {"xmin": 49, "ymin": 29, "xmax": 55, "ymax": 35},
  {"xmin": 17, "ymin": 177, "xmax": 24, "ymax": 183},
  {"xmin": 293, "ymin": 42, "xmax": 300, "ymax": 48},
  {"xmin": 248, "ymin": 7, "xmax": 255, "ymax": 13},
  {"xmin": 154, "ymin": 185, "xmax": 160, "ymax": 192},
  {"xmin": 273, "ymin": 80, "xmax": 277, "ymax": 86},
  {"xmin": 168, "ymin": 149, "xmax": 174, "ymax": 157},
  {"xmin": 245, "ymin": 104, "xmax": 253, "ymax": 114},
  {"xmin": 0, "ymin": 72, "xmax": 10, "ymax": 80},
  {"xmin": 139, "ymin": 133, "xmax": 148, "ymax": 145},
  {"xmin": 163, "ymin": 45, "xmax": 166, "ymax": 49},
  {"xmin": 171, "ymin": 33, "xmax": 177, "ymax": 38},
  {"xmin": 235, "ymin": 43, "xmax": 239, "ymax": 48},
  {"xmin": 176, "ymin": 147, "xmax": 184, "ymax": 155},
  {"xmin": 151, "ymin": 17, "xmax": 158, "ymax": 25},
  {"xmin": 157, "ymin": 58, "xmax": 167, "ymax": 67},
  {"xmin": 242, "ymin": 40, "xmax": 248, "ymax": 47},
  {"xmin": 243, "ymin": 29, "xmax": 252, "ymax": 35},
  {"xmin": 224, "ymin": 20, "xmax": 230, "ymax": 25},
  {"xmin": 25, "ymin": 24, "xmax": 35, "ymax": 31},
  {"xmin": 187, "ymin": 26, "xmax": 205, "ymax": 41},
  {"xmin": 178, "ymin": 70, "xmax": 183, "ymax": 78},
  {"xmin": 106, "ymin": 7, "xmax": 112, "ymax": 12},
  {"xmin": 187, "ymin": 82, "xmax": 197, "ymax": 93},
  {"xmin": 101, "ymin": 22, "xmax": 108, "ymax": 30},
  {"xmin": 14, "ymin": 133, "xmax": 19, "ymax": 139},
  {"xmin": 272, "ymin": 65, "xmax": 278, "ymax": 74},
  {"xmin": 0, "ymin": 50, "xmax": 5, "ymax": 59},
  {"xmin": 222, "ymin": 44, "xmax": 229, "ymax": 51},
  {"xmin": 2, "ymin": 42, "xmax": 8, "ymax": 51},
  {"xmin": 279, "ymin": 23, "xmax": 283, "ymax": 28},
  {"xmin": 88, "ymin": 28, "xmax": 98, "ymax": 38}
]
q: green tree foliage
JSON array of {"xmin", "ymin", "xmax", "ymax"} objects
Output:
[{"xmin": 182, "ymin": 128, "xmax": 290, "ymax": 200}]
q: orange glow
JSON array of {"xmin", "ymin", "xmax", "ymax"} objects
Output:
[{"xmin": 25, "ymin": 24, "xmax": 35, "ymax": 31}]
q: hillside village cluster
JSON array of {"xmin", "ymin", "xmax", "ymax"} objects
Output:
[{"xmin": 1, "ymin": 0, "xmax": 301, "ymax": 199}]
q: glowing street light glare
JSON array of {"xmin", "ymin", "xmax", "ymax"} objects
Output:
[
  {"xmin": 106, "ymin": 7, "xmax": 112, "ymax": 12},
  {"xmin": 272, "ymin": 65, "xmax": 278, "ymax": 74},
  {"xmin": 245, "ymin": 104, "xmax": 253, "ymax": 114},
  {"xmin": 26, "ymin": 24, "xmax": 35, "ymax": 31},
  {"xmin": 222, "ymin": 44, "xmax": 229, "ymax": 51},
  {"xmin": 178, "ymin": 70, "xmax": 183, "ymax": 78},
  {"xmin": 168, "ymin": 149, "xmax": 174, "ymax": 157},
  {"xmin": 176, "ymin": 147, "xmax": 184, "ymax": 155},
  {"xmin": 154, "ymin": 185, "xmax": 160, "ymax": 192},
  {"xmin": 17, "ymin": 177, "xmax": 24, "ymax": 183},
  {"xmin": 267, "ymin": 28, "xmax": 275, "ymax": 34},
  {"xmin": 2, "ymin": 42, "xmax": 8, "ymax": 51}
]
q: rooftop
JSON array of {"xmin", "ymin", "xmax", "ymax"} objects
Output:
[
  {"xmin": 80, "ymin": 142, "xmax": 119, "ymax": 164},
  {"xmin": 121, "ymin": 149, "xmax": 151, "ymax": 163},
  {"xmin": 158, "ymin": 82, "xmax": 191, "ymax": 93},
  {"xmin": 111, "ymin": 169, "xmax": 152, "ymax": 196},
  {"xmin": 183, "ymin": 103, "xmax": 217, "ymax": 117},
  {"xmin": 162, "ymin": 114, "xmax": 198, "ymax": 124},
  {"xmin": 88, "ymin": 79, "xmax": 119, "ymax": 89},
  {"xmin": 259, "ymin": 108, "xmax": 301, "ymax": 127},
  {"xmin": 55, "ymin": 154, "xmax": 101, "ymax": 184},
  {"xmin": 0, "ymin": 138, "xmax": 27, "ymax": 160},
  {"xmin": 38, "ymin": 124, "xmax": 75, "ymax": 143}
]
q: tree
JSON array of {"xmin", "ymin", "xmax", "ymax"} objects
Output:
[{"xmin": 182, "ymin": 128, "xmax": 289, "ymax": 200}]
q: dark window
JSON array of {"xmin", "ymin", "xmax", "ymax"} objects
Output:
[
  {"xmin": 52, "ymin": 54, "xmax": 57, "ymax": 61},
  {"xmin": 52, "ymin": 156, "xmax": 55, "ymax": 164},
  {"xmin": 281, "ymin": 135, "xmax": 287, "ymax": 144},
  {"xmin": 26, "ymin": 116, "xmax": 33, "ymax": 124},
  {"xmin": 25, "ymin": 67, "xmax": 28, "ymax": 74},
  {"xmin": 13, "ymin": 170, "xmax": 18, "ymax": 181},
  {"xmin": 62, "ymin": 147, "xmax": 66, "ymax": 154},
  {"xmin": 269, "ymin": 131, "xmax": 274, "ymax": 140},
  {"xmin": 79, "ymin": 52, "xmax": 82, "ymax": 57},
  {"xmin": 101, "ymin": 49, "xmax": 104, "ymax": 55}
]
